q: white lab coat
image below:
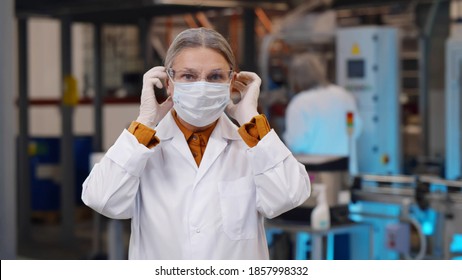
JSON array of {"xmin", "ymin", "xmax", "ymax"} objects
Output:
[
  {"xmin": 82, "ymin": 112, "xmax": 310, "ymax": 259},
  {"xmin": 284, "ymin": 85, "xmax": 362, "ymax": 156}
]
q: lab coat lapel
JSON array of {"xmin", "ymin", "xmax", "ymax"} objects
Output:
[
  {"xmin": 193, "ymin": 133, "xmax": 227, "ymax": 188},
  {"xmin": 171, "ymin": 134, "xmax": 198, "ymax": 171},
  {"xmin": 156, "ymin": 112, "xmax": 198, "ymax": 171},
  {"xmin": 193, "ymin": 115, "xmax": 241, "ymax": 187}
]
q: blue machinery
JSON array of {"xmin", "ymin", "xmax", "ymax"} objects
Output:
[
  {"xmin": 351, "ymin": 174, "xmax": 462, "ymax": 259},
  {"xmin": 266, "ymin": 174, "xmax": 462, "ymax": 260},
  {"xmin": 336, "ymin": 26, "xmax": 401, "ymax": 175},
  {"xmin": 266, "ymin": 25, "xmax": 462, "ymax": 260},
  {"xmin": 336, "ymin": 26, "xmax": 403, "ymax": 259}
]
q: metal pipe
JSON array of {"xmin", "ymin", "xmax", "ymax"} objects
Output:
[
  {"xmin": 0, "ymin": 0, "xmax": 18, "ymax": 259},
  {"xmin": 91, "ymin": 22, "xmax": 104, "ymax": 257},
  {"xmin": 349, "ymin": 211, "xmax": 400, "ymax": 220},
  {"xmin": 353, "ymin": 190, "xmax": 415, "ymax": 205},
  {"xmin": 17, "ymin": 17, "xmax": 31, "ymax": 243},
  {"xmin": 138, "ymin": 18, "xmax": 149, "ymax": 71},
  {"xmin": 60, "ymin": 16, "xmax": 75, "ymax": 243},
  {"xmin": 361, "ymin": 174, "xmax": 416, "ymax": 184},
  {"xmin": 360, "ymin": 186, "xmax": 415, "ymax": 196},
  {"xmin": 420, "ymin": 175, "xmax": 462, "ymax": 188},
  {"xmin": 243, "ymin": 8, "xmax": 256, "ymax": 72},
  {"xmin": 93, "ymin": 23, "xmax": 103, "ymax": 154}
]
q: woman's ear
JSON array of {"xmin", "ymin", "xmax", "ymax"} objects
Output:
[
  {"xmin": 230, "ymin": 72, "xmax": 237, "ymax": 91},
  {"xmin": 166, "ymin": 78, "xmax": 173, "ymax": 97},
  {"xmin": 229, "ymin": 72, "xmax": 236, "ymax": 93}
]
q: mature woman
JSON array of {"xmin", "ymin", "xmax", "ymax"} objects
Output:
[{"xmin": 82, "ymin": 28, "xmax": 310, "ymax": 260}]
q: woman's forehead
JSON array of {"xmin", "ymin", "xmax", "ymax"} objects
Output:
[{"xmin": 172, "ymin": 47, "xmax": 229, "ymax": 70}]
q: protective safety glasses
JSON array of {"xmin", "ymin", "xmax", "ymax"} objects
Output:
[{"xmin": 167, "ymin": 68, "xmax": 233, "ymax": 84}]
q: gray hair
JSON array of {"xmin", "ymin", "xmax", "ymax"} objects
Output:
[
  {"xmin": 288, "ymin": 53, "xmax": 328, "ymax": 93},
  {"xmin": 164, "ymin": 28, "xmax": 236, "ymax": 70}
]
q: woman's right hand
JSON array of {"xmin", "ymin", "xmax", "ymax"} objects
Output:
[
  {"xmin": 226, "ymin": 71, "xmax": 261, "ymax": 126},
  {"xmin": 136, "ymin": 66, "xmax": 173, "ymax": 128}
]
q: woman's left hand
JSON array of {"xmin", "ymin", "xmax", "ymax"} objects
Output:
[{"xmin": 226, "ymin": 71, "xmax": 261, "ymax": 126}]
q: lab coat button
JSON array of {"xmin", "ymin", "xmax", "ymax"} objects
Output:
[{"xmin": 195, "ymin": 228, "xmax": 200, "ymax": 233}]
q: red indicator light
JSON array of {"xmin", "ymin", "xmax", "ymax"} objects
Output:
[{"xmin": 346, "ymin": 112, "xmax": 354, "ymax": 127}]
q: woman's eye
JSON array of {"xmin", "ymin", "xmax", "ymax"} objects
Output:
[
  {"xmin": 209, "ymin": 73, "xmax": 224, "ymax": 82},
  {"xmin": 182, "ymin": 74, "xmax": 196, "ymax": 81}
]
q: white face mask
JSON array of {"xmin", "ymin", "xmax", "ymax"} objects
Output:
[{"xmin": 172, "ymin": 81, "xmax": 230, "ymax": 127}]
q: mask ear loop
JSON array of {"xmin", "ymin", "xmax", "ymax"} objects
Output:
[
  {"xmin": 229, "ymin": 71, "xmax": 241, "ymax": 104},
  {"xmin": 166, "ymin": 68, "xmax": 175, "ymax": 84},
  {"xmin": 228, "ymin": 69, "xmax": 235, "ymax": 85},
  {"xmin": 165, "ymin": 68, "xmax": 176, "ymax": 100}
]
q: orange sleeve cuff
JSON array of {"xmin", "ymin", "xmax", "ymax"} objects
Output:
[
  {"xmin": 128, "ymin": 121, "xmax": 160, "ymax": 149},
  {"xmin": 238, "ymin": 114, "xmax": 271, "ymax": 148}
]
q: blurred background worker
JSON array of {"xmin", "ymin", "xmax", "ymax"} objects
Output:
[
  {"xmin": 272, "ymin": 52, "xmax": 363, "ymax": 260},
  {"xmin": 284, "ymin": 53, "xmax": 362, "ymax": 163}
]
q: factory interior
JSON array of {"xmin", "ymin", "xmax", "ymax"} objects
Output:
[{"xmin": 0, "ymin": 0, "xmax": 461, "ymax": 260}]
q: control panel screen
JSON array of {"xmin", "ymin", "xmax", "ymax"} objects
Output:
[{"xmin": 347, "ymin": 59, "xmax": 365, "ymax": 78}]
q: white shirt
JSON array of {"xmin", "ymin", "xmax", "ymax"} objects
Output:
[
  {"xmin": 284, "ymin": 85, "xmax": 362, "ymax": 156},
  {"xmin": 82, "ymin": 112, "xmax": 310, "ymax": 259}
]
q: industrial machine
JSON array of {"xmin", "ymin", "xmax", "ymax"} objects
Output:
[
  {"xmin": 420, "ymin": 176, "xmax": 462, "ymax": 259},
  {"xmin": 336, "ymin": 26, "xmax": 401, "ymax": 175},
  {"xmin": 263, "ymin": 16, "xmax": 460, "ymax": 260},
  {"xmin": 350, "ymin": 174, "xmax": 425, "ymax": 259},
  {"xmin": 351, "ymin": 174, "xmax": 462, "ymax": 259},
  {"xmin": 335, "ymin": 27, "xmax": 403, "ymax": 259}
]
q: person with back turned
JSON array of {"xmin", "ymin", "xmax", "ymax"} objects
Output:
[{"xmin": 284, "ymin": 53, "xmax": 361, "ymax": 161}]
